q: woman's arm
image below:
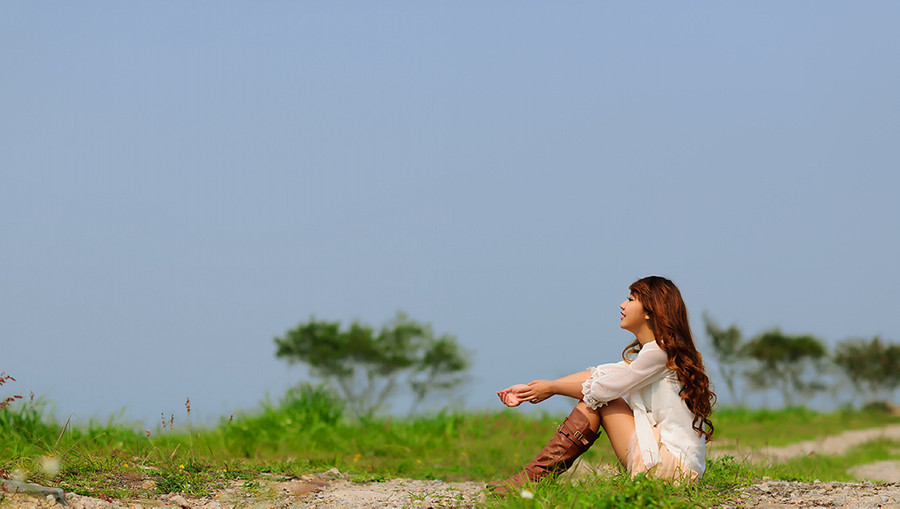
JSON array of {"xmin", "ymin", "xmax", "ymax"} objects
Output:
[
  {"xmin": 581, "ymin": 344, "xmax": 668, "ymax": 408},
  {"xmin": 520, "ymin": 345, "xmax": 670, "ymax": 406},
  {"xmin": 514, "ymin": 370, "xmax": 596, "ymax": 403},
  {"xmin": 497, "ymin": 384, "xmax": 529, "ymax": 407},
  {"xmin": 497, "ymin": 370, "xmax": 593, "ymax": 406}
]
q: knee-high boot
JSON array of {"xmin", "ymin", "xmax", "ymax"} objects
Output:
[{"xmin": 487, "ymin": 407, "xmax": 600, "ymax": 495}]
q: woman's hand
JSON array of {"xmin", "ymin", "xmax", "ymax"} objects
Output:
[
  {"xmin": 497, "ymin": 384, "xmax": 530, "ymax": 407},
  {"xmin": 517, "ymin": 380, "xmax": 555, "ymax": 404}
]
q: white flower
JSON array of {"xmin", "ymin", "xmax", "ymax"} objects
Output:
[
  {"xmin": 520, "ymin": 489, "xmax": 534, "ymax": 499},
  {"xmin": 40, "ymin": 456, "xmax": 61, "ymax": 476}
]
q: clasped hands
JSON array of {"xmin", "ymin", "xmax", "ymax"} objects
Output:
[{"xmin": 496, "ymin": 380, "xmax": 554, "ymax": 407}]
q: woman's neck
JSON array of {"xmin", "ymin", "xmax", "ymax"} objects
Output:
[{"xmin": 635, "ymin": 328, "xmax": 656, "ymax": 345}]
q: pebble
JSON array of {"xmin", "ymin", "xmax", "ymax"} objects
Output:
[
  {"xmin": 3, "ymin": 478, "xmax": 900, "ymax": 508},
  {"xmin": 734, "ymin": 480, "xmax": 900, "ymax": 508},
  {"xmin": 0, "ymin": 476, "xmax": 485, "ymax": 508}
]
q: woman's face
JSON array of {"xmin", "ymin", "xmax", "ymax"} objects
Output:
[{"xmin": 619, "ymin": 292, "xmax": 650, "ymax": 335}]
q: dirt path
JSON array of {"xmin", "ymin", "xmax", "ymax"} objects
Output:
[
  {"xmin": 3, "ymin": 425, "xmax": 900, "ymax": 508},
  {"xmin": 707, "ymin": 424, "xmax": 900, "ymax": 507},
  {"xmin": 1, "ymin": 470, "xmax": 486, "ymax": 508},
  {"xmin": 709, "ymin": 424, "xmax": 900, "ymax": 471},
  {"xmin": 728, "ymin": 480, "xmax": 900, "ymax": 508}
]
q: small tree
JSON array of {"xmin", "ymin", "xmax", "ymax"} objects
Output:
[
  {"xmin": 274, "ymin": 312, "xmax": 471, "ymax": 417},
  {"xmin": 833, "ymin": 336, "xmax": 900, "ymax": 405},
  {"xmin": 742, "ymin": 329, "xmax": 827, "ymax": 406},
  {"xmin": 409, "ymin": 336, "xmax": 470, "ymax": 414},
  {"xmin": 703, "ymin": 313, "xmax": 745, "ymax": 405}
]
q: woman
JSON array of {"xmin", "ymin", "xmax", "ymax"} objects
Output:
[{"xmin": 489, "ymin": 276, "xmax": 716, "ymax": 494}]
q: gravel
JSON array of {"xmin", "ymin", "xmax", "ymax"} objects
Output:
[
  {"xmin": 731, "ymin": 480, "xmax": 900, "ymax": 508},
  {"xmin": 0, "ymin": 469, "xmax": 485, "ymax": 509}
]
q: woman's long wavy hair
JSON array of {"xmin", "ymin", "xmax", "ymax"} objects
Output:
[{"xmin": 622, "ymin": 276, "xmax": 716, "ymax": 439}]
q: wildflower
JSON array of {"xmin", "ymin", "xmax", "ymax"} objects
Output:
[
  {"xmin": 520, "ymin": 489, "xmax": 534, "ymax": 499},
  {"xmin": 353, "ymin": 454, "xmax": 361, "ymax": 463},
  {"xmin": 0, "ymin": 373, "xmax": 22, "ymax": 411},
  {"xmin": 179, "ymin": 464, "xmax": 185, "ymax": 470},
  {"xmin": 0, "ymin": 394, "xmax": 22, "ymax": 410},
  {"xmin": 40, "ymin": 456, "xmax": 61, "ymax": 476}
]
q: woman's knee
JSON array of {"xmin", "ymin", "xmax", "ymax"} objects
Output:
[
  {"xmin": 599, "ymin": 398, "xmax": 633, "ymax": 421},
  {"xmin": 574, "ymin": 401, "xmax": 602, "ymax": 430},
  {"xmin": 575, "ymin": 400, "xmax": 596, "ymax": 415}
]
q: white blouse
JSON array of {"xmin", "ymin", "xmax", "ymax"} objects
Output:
[{"xmin": 580, "ymin": 341, "xmax": 707, "ymax": 476}]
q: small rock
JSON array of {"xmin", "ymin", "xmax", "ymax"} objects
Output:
[
  {"xmin": 0, "ymin": 479, "xmax": 68, "ymax": 506},
  {"xmin": 169, "ymin": 494, "xmax": 190, "ymax": 507}
]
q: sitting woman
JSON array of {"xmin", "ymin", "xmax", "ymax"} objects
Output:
[{"xmin": 489, "ymin": 276, "xmax": 716, "ymax": 494}]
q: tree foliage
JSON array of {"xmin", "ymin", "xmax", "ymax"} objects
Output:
[
  {"xmin": 703, "ymin": 313, "xmax": 744, "ymax": 404},
  {"xmin": 742, "ymin": 329, "xmax": 828, "ymax": 406},
  {"xmin": 833, "ymin": 336, "xmax": 900, "ymax": 404},
  {"xmin": 274, "ymin": 312, "xmax": 471, "ymax": 417}
]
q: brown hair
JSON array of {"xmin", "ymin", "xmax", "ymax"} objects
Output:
[{"xmin": 622, "ymin": 276, "xmax": 716, "ymax": 439}]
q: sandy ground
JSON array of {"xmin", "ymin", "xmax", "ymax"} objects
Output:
[{"xmin": 4, "ymin": 425, "xmax": 900, "ymax": 508}]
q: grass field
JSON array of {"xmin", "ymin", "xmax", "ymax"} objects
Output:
[{"xmin": 3, "ymin": 384, "xmax": 900, "ymax": 507}]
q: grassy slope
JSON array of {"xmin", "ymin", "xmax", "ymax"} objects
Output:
[{"xmin": 2, "ymin": 386, "xmax": 900, "ymax": 507}]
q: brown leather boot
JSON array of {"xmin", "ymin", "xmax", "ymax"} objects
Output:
[{"xmin": 487, "ymin": 407, "xmax": 600, "ymax": 496}]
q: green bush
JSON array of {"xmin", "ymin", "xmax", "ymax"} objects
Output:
[{"xmin": 221, "ymin": 383, "xmax": 345, "ymax": 456}]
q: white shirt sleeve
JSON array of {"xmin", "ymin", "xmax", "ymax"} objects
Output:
[{"xmin": 581, "ymin": 342, "xmax": 670, "ymax": 410}]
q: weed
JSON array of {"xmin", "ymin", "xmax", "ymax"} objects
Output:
[
  {"xmin": 350, "ymin": 473, "xmax": 389, "ymax": 483},
  {"xmin": 242, "ymin": 479, "xmax": 263, "ymax": 494}
]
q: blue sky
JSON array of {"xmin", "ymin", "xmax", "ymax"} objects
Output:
[{"xmin": 2, "ymin": 2, "xmax": 899, "ymax": 425}]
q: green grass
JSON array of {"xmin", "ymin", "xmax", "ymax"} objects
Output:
[
  {"xmin": 3, "ymin": 385, "xmax": 900, "ymax": 507},
  {"xmin": 711, "ymin": 405, "xmax": 900, "ymax": 448},
  {"xmin": 776, "ymin": 438, "xmax": 900, "ymax": 482}
]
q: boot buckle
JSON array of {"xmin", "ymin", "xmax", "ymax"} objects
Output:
[{"xmin": 558, "ymin": 424, "xmax": 585, "ymax": 442}]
